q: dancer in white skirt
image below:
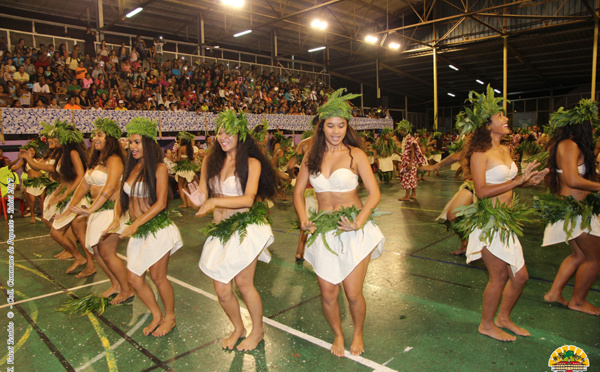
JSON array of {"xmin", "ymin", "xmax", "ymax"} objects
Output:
[
  {"xmin": 536, "ymin": 99, "xmax": 600, "ymax": 316},
  {"xmin": 185, "ymin": 109, "xmax": 277, "ymax": 351},
  {"xmin": 457, "ymin": 86, "xmax": 546, "ymax": 342},
  {"xmin": 15, "ymin": 142, "xmax": 46, "ymax": 224},
  {"xmin": 69, "ymin": 118, "xmax": 131, "ymax": 292},
  {"xmin": 173, "ymin": 131, "xmax": 198, "ymax": 208},
  {"xmin": 293, "ymin": 88, "xmax": 384, "ymax": 357},
  {"xmin": 104, "ymin": 118, "xmax": 182, "ymax": 337}
]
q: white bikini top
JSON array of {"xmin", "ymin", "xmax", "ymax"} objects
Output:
[
  {"xmin": 210, "ymin": 176, "xmax": 243, "ymax": 196},
  {"xmin": 309, "ymin": 168, "xmax": 359, "ymax": 193},
  {"xmin": 557, "ymin": 164, "xmax": 586, "ymax": 175},
  {"xmin": 85, "ymin": 169, "xmax": 108, "ymax": 186},
  {"xmin": 486, "ymin": 162, "xmax": 518, "ymax": 184},
  {"xmin": 123, "ymin": 181, "xmax": 151, "ymax": 198}
]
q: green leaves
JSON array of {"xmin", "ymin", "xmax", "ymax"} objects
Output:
[
  {"xmin": 94, "ymin": 118, "xmax": 123, "ymax": 139},
  {"xmin": 173, "ymin": 159, "xmax": 200, "ymax": 173},
  {"xmin": 177, "ymin": 131, "xmax": 196, "ymax": 142},
  {"xmin": 546, "ymin": 98, "xmax": 600, "ymax": 137},
  {"xmin": 201, "ymin": 202, "xmax": 272, "ymax": 244},
  {"xmin": 395, "ymin": 120, "xmax": 412, "ymax": 134},
  {"xmin": 56, "ymin": 295, "xmax": 117, "ymax": 317},
  {"xmin": 455, "ymin": 84, "xmax": 508, "ymax": 137},
  {"xmin": 373, "ymin": 128, "xmax": 400, "ymax": 158},
  {"xmin": 128, "ymin": 209, "xmax": 181, "ymax": 239},
  {"xmin": 317, "ymin": 88, "xmax": 361, "ymax": 121},
  {"xmin": 126, "ymin": 117, "xmax": 158, "ymax": 142},
  {"xmin": 215, "ymin": 109, "xmax": 251, "ymax": 142}
]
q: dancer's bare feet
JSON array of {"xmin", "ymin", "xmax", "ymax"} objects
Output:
[
  {"xmin": 178, "ymin": 204, "xmax": 188, "ymax": 208},
  {"xmin": 66, "ymin": 257, "xmax": 87, "ymax": 274},
  {"xmin": 30, "ymin": 216, "xmax": 36, "ymax": 224},
  {"xmin": 450, "ymin": 247, "xmax": 467, "ymax": 256},
  {"xmin": 143, "ymin": 314, "xmax": 163, "ymax": 336},
  {"xmin": 331, "ymin": 336, "xmax": 345, "ymax": 357},
  {"xmin": 54, "ymin": 250, "xmax": 67, "ymax": 258},
  {"xmin": 222, "ymin": 328, "xmax": 246, "ymax": 350},
  {"xmin": 110, "ymin": 289, "xmax": 134, "ymax": 305},
  {"xmin": 410, "ymin": 195, "xmax": 417, "ymax": 200},
  {"xmin": 350, "ymin": 333, "xmax": 364, "ymax": 356},
  {"xmin": 153, "ymin": 315, "xmax": 176, "ymax": 337},
  {"xmin": 55, "ymin": 251, "xmax": 73, "ymax": 260},
  {"xmin": 75, "ymin": 265, "xmax": 97, "ymax": 278},
  {"xmin": 398, "ymin": 196, "xmax": 411, "ymax": 202},
  {"xmin": 568, "ymin": 300, "xmax": 600, "ymax": 316},
  {"xmin": 544, "ymin": 292, "xmax": 569, "ymax": 306},
  {"xmin": 478, "ymin": 323, "xmax": 516, "ymax": 341},
  {"xmin": 237, "ymin": 330, "xmax": 264, "ymax": 351},
  {"xmin": 494, "ymin": 318, "xmax": 531, "ymax": 337},
  {"xmin": 101, "ymin": 285, "xmax": 120, "ymax": 299}
]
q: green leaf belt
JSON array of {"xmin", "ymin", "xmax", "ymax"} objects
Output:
[
  {"xmin": 22, "ymin": 174, "xmax": 55, "ymax": 188},
  {"xmin": 96, "ymin": 200, "xmax": 116, "ymax": 213},
  {"xmin": 127, "ymin": 209, "xmax": 181, "ymax": 239},
  {"xmin": 453, "ymin": 197, "xmax": 532, "ymax": 246},
  {"xmin": 174, "ymin": 159, "xmax": 200, "ymax": 172},
  {"xmin": 201, "ymin": 202, "xmax": 272, "ymax": 245},
  {"xmin": 533, "ymin": 192, "xmax": 600, "ymax": 241}
]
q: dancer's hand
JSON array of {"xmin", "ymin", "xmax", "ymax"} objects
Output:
[
  {"xmin": 195, "ymin": 198, "xmax": 216, "ymax": 217},
  {"xmin": 523, "ymin": 167, "xmax": 549, "ymax": 187},
  {"xmin": 518, "ymin": 161, "xmax": 541, "ymax": 185},
  {"xmin": 183, "ymin": 181, "xmax": 206, "ymax": 207},
  {"xmin": 338, "ymin": 216, "xmax": 359, "ymax": 231},
  {"xmin": 70, "ymin": 205, "xmax": 91, "ymax": 217},
  {"xmin": 119, "ymin": 224, "xmax": 138, "ymax": 239},
  {"xmin": 407, "ymin": 163, "xmax": 413, "ymax": 171},
  {"xmin": 300, "ymin": 220, "xmax": 316, "ymax": 234}
]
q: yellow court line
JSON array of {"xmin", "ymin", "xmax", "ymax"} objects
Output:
[
  {"xmin": 398, "ymin": 206, "xmax": 443, "ymax": 213},
  {"xmin": 0, "ymin": 290, "xmax": 38, "ymax": 366},
  {"xmin": 0, "ymin": 234, "xmax": 51, "ymax": 245},
  {"xmin": 86, "ymin": 313, "xmax": 118, "ymax": 372},
  {"xmin": 0, "ymin": 260, "xmax": 53, "ymax": 283}
]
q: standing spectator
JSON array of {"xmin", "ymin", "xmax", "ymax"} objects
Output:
[
  {"xmin": 66, "ymin": 52, "xmax": 79, "ymax": 78},
  {"xmin": 98, "ymin": 40, "xmax": 109, "ymax": 63},
  {"xmin": 84, "ymin": 27, "xmax": 96, "ymax": 58},
  {"xmin": 154, "ymin": 37, "xmax": 165, "ymax": 64},
  {"xmin": 13, "ymin": 38, "xmax": 26, "ymax": 56},
  {"xmin": 118, "ymin": 42, "xmax": 128, "ymax": 61},
  {"xmin": 0, "ymin": 37, "xmax": 8, "ymax": 57}
]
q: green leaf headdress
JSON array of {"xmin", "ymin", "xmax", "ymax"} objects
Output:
[
  {"xmin": 301, "ymin": 129, "xmax": 314, "ymax": 141},
  {"xmin": 395, "ymin": 119, "xmax": 412, "ymax": 134},
  {"xmin": 20, "ymin": 140, "xmax": 39, "ymax": 151},
  {"xmin": 316, "ymin": 88, "xmax": 361, "ymax": 121},
  {"xmin": 545, "ymin": 98, "xmax": 600, "ymax": 137},
  {"xmin": 456, "ymin": 84, "xmax": 508, "ymax": 136},
  {"xmin": 56, "ymin": 123, "xmax": 84, "ymax": 145},
  {"xmin": 417, "ymin": 128, "xmax": 427, "ymax": 136},
  {"xmin": 432, "ymin": 131, "xmax": 442, "ymax": 139},
  {"xmin": 252, "ymin": 118, "xmax": 269, "ymax": 143},
  {"xmin": 126, "ymin": 117, "xmax": 158, "ymax": 142},
  {"xmin": 177, "ymin": 131, "xmax": 196, "ymax": 143},
  {"xmin": 215, "ymin": 109, "xmax": 250, "ymax": 142},
  {"xmin": 94, "ymin": 118, "xmax": 123, "ymax": 139},
  {"xmin": 273, "ymin": 131, "xmax": 292, "ymax": 148}
]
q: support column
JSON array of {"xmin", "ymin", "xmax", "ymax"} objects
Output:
[
  {"xmin": 503, "ymin": 36, "xmax": 508, "ymax": 111},
  {"xmin": 360, "ymin": 84, "xmax": 364, "ymax": 109},
  {"xmin": 376, "ymin": 58, "xmax": 380, "ymax": 99},
  {"xmin": 592, "ymin": 20, "xmax": 598, "ymax": 100},
  {"xmin": 273, "ymin": 30, "xmax": 278, "ymax": 66},
  {"xmin": 405, "ymin": 96, "xmax": 408, "ymax": 120},
  {"xmin": 97, "ymin": 0, "xmax": 104, "ymax": 40},
  {"xmin": 433, "ymin": 47, "xmax": 438, "ymax": 130},
  {"xmin": 198, "ymin": 13, "xmax": 205, "ymax": 57}
]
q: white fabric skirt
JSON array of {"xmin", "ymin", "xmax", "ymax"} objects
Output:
[
  {"xmin": 175, "ymin": 170, "xmax": 196, "ymax": 183},
  {"xmin": 200, "ymin": 223, "xmax": 273, "ymax": 283},
  {"xmin": 429, "ymin": 154, "xmax": 442, "ymax": 163},
  {"xmin": 85, "ymin": 209, "xmax": 115, "ymax": 252},
  {"xmin": 305, "ymin": 221, "xmax": 385, "ymax": 285},
  {"xmin": 367, "ymin": 155, "xmax": 375, "ymax": 165},
  {"xmin": 466, "ymin": 228, "xmax": 524, "ymax": 276},
  {"xmin": 542, "ymin": 216, "xmax": 600, "ymax": 246},
  {"xmin": 25, "ymin": 185, "xmax": 45, "ymax": 197},
  {"xmin": 379, "ymin": 157, "xmax": 394, "ymax": 172},
  {"xmin": 391, "ymin": 153, "xmax": 402, "ymax": 162},
  {"xmin": 43, "ymin": 188, "xmax": 59, "ymax": 221},
  {"xmin": 305, "ymin": 189, "xmax": 318, "ymax": 216},
  {"xmin": 127, "ymin": 224, "xmax": 183, "ymax": 276},
  {"xmin": 52, "ymin": 196, "xmax": 91, "ymax": 230}
]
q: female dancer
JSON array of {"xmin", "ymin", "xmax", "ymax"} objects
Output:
[
  {"xmin": 398, "ymin": 121, "xmax": 426, "ymax": 201},
  {"xmin": 458, "ymin": 86, "xmax": 546, "ymax": 341},
  {"xmin": 173, "ymin": 131, "xmax": 198, "ymax": 208},
  {"xmin": 69, "ymin": 118, "xmax": 132, "ymax": 300},
  {"xmin": 104, "ymin": 118, "xmax": 183, "ymax": 336},
  {"xmin": 538, "ymin": 99, "xmax": 600, "ymax": 315},
  {"xmin": 184, "ymin": 110, "xmax": 276, "ymax": 351},
  {"xmin": 17, "ymin": 142, "xmax": 46, "ymax": 224},
  {"xmin": 293, "ymin": 89, "xmax": 384, "ymax": 357}
]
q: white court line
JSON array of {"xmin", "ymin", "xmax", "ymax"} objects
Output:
[
  {"xmin": 0, "ymin": 279, "xmax": 111, "ymax": 309},
  {"xmin": 0, "ymin": 234, "xmax": 51, "ymax": 244},
  {"xmin": 167, "ymin": 274, "xmax": 397, "ymax": 372}
]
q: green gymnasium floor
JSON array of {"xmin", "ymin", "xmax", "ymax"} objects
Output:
[{"xmin": 1, "ymin": 170, "xmax": 599, "ymax": 371}]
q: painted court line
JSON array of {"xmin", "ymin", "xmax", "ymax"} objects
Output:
[
  {"xmin": 0, "ymin": 233, "xmax": 51, "ymax": 244},
  {"xmin": 0, "ymin": 279, "xmax": 111, "ymax": 309},
  {"xmin": 167, "ymin": 275, "xmax": 397, "ymax": 372}
]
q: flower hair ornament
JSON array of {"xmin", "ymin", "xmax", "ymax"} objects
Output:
[
  {"xmin": 215, "ymin": 109, "xmax": 250, "ymax": 142},
  {"xmin": 316, "ymin": 88, "xmax": 361, "ymax": 122},
  {"xmin": 177, "ymin": 131, "xmax": 196, "ymax": 143},
  {"xmin": 545, "ymin": 98, "xmax": 600, "ymax": 136},
  {"xmin": 94, "ymin": 118, "xmax": 123, "ymax": 139},
  {"xmin": 395, "ymin": 119, "xmax": 413, "ymax": 134},
  {"xmin": 455, "ymin": 84, "xmax": 508, "ymax": 136},
  {"xmin": 56, "ymin": 123, "xmax": 85, "ymax": 145},
  {"xmin": 126, "ymin": 117, "xmax": 158, "ymax": 142}
]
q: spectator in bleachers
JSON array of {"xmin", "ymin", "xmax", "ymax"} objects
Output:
[
  {"xmin": 32, "ymin": 76, "xmax": 51, "ymax": 102},
  {"xmin": 13, "ymin": 65, "xmax": 29, "ymax": 84},
  {"xmin": 63, "ymin": 95, "xmax": 81, "ymax": 109},
  {"xmin": 66, "ymin": 79, "xmax": 81, "ymax": 98},
  {"xmin": 47, "ymin": 97, "xmax": 60, "ymax": 109},
  {"xmin": 18, "ymin": 84, "xmax": 32, "ymax": 107}
]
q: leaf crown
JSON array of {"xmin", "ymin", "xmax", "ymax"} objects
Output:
[
  {"xmin": 215, "ymin": 109, "xmax": 250, "ymax": 142},
  {"xmin": 126, "ymin": 117, "xmax": 158, "ymax": 142},
  {"xmin": 56, "ymin": 123, "xmax": 84, "ymax": 145},
  {"xmin": 395, "ymin": 119, "xmax": 413, "ymax": 134},
  {"xmin": 94, "ymin": 118, "xmax": 123, "ymax": 139},
  {"xmin": 316, "ymin": 88, "xmax": 361, "ymax": 121},
  {"xmin": 177, "ymin": 131, "xmax": 196, "ymax": 143},
  {"xmin": 546, "ymin": 98, "xmax": 600, "ymax": 136},
  {"xmin": 456, "ymin": 84, "xmax": 508, "ymax": 136}
]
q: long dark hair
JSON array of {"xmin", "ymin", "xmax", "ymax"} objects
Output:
[
  {"xmin": 59, "ymin": 142, "xmax": 87, "ymax": 183},
  {"xmin": 307, "ymin": 118, "xmax": 362, "ymax": 175},
  {"xmin": 180, "ymin": 138, "xmax": 194, "ymax": 159},
  {"xmin": 204, "ymin": 136, "xmax": 276, "ymax": 200},
  {"xmin": 88, "ymin": 135, "xmax": 125, "ymax": 169},
  {"xmin": 119, "ymin": 136, "xmax": 169, "ymax": 213},
  {"xmin": 461, "ymin": 119, "xmax": 493, "ymax": 180},
  {"xmin": 546, "ymin": 121, "xmax": 598, "ymax": 194}
]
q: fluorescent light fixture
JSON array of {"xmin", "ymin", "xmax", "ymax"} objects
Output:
[
  {"xmin": 222, "ymin": 0, "xmax": 244, "ymax": 7},
  {"xmin": 494, "ymin": 89, "xmax": 501, "ymax": 94},
  {"xmin": 234, "ymin": 30, "xmax": 252, "ymax": 37},
  {"xmin": 447, "ymin": 93, "xmax": 455, "ymax": 97},
  {"xmin": 476, "ymin": 79, "xmax": 485, "ymax": 85},
  {"xmin": 389, "ymin": 42, "xmax": 400, "ymax": 50},
  {"xmin": 449, "ymin": 65, "xmax": 459, "ymax": 71},
  {"xmin": 311, "ymin": 20, "xmax": 327, "ymax": 30},
  {"xmin": 308, "ymin": 46, "xmax": 326, "ymax": 53},
  {"xmin": 213, "ymin": 46, "xmax": 220, "ymax": 48},
  {"xmin": 365, "ymin": 35, "xmax": 378, "ymax": 43},
  {"xmin": 126, "ymin": 7, "xmax": 143, "ymax": 18}
]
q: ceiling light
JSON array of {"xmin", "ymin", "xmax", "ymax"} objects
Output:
[
  {"xmin": 447, "ymin": 93, "xmax": 455, "ymax": 97},
  {"xmin": 222, "ymin": 0, "xmax": 244, "ymax": 8},
  {"xmin": 311, "ymin": 20, "xmax": 327, "ymax": 30},
  {"xmin": 449, "ymin": 65, "xmax": 459, "ymax": 71},
  {"xmin": 308, "ymin": 46, "xmax": 326, "ymax": 53},
  {"xmin": 213, "ymin": 46, "xmax": 220, "ymax": 48},
  {"xmin": 365, "ymin": 35, "xmax": 378, "ymax": 44},
  {"xmin": 126, "ymin": 7, "xmax": 143, "ymax": 18},
  {"xmin": 494, "ymin": 89, "xmax": 501, "ymax": 94},
  {"xmin": 389, "ymin": 42, "xmax": 400, "ymax": 50},
  {"xmin": 234, "ymin": 30, "xmax": 252, "ymax": 37},
  {"xmin": 476, "ymin": 79, "xmax": 485, "ymax": 85}
]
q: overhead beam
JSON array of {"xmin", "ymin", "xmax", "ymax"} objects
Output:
[{"xmin": 506, "ymin": 44, "xmax": 552, "ymax": 87}]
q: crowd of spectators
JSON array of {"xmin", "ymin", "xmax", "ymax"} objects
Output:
[{"xmin": 0, "ymin": 31, "xmax": 388, "ymax": 118}]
